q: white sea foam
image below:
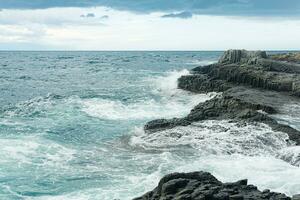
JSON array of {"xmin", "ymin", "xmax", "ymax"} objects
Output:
[
  {"xmin": 150, "ymin": 69, "xmax": 191, "ymax": 95},
  {"xmin": 186, "ymin": 60, "xmax": 216, "ymax": 66},
  {"xmin": 82, "ymin": 70, "xmax": 217, "ymax": 120},
  {"xmin": 126, "ymin": 120, "xmax": 300, "ymax": 196},
  {"xmin": 272, "ymin": 103, "xmax": 300, "ymax": 131},
  {"xmin": 278, "ymin": 146, "xmax": 300, "ymax": 166},
  {"xmin": 25, "ymin": 152, "xmax": 300, "ymax": 200},
  {"xmin": 130, "ymin": 120, "xmax": 290, "ymax": 156},
  {"xmin": 3, "ymin": 94, "xmax": 57, "ymax": 117},
  {"xmin": 174, "ymin": 155, "xmax": 300, "ymax": 196},
  {"xmin": 2, "ymin": 68, "xmax": 299, "ymax": 199},
  {"xmin": 0, "ymin": 136, "xmax": 75, "ymax": 168},
  {"xmin": 81, "ymin": 95, "xmax": 212, "ymax": 121}
]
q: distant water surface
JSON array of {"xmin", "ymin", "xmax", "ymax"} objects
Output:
[{"xmin": 0, "ymin": 51, "xmax": 299, "ymax": 200}]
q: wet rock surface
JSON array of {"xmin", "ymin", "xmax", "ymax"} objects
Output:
[
  {"xmin": 139, "ymin": 50, "xmax": 300, "ymax": 200},
  {"xmin": 133, "ymin": 171, "xmax": 296, "ymax": 200},
  {"xmin": 145, "ymin": 50, "xmax": 300, "ymax": 144}
]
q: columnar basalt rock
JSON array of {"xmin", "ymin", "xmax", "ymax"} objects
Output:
[
  {"xmin": 270, "ymin": 52, "xmax": 300, "ymax": 64},
  {"xmin": 218, "ymin": 49, "xmax": 267, "ymax": 64},
  {"xmin": 178, "ymin": 51, "xmax": 300, "ymax": 96},
  {"xmin": 145, "ymin": 50, "xmax": 300, "ymax": 145},
  {"xmin": 139, "ymin": 50, "xmax": 300, "ymax": 200}
]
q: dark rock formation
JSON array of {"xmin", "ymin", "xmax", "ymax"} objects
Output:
[
  {"xmin": 140, "ymin": 50, "xmax": 300, "ymax": 200},
  {"xmin": 144, "ymin": 118, "xmax": 191, "ymax": 132},
  {"xmin": 218, "ymin": 49, "xmax": 267, "ymax": 64},
  {"xmin": 270, "ymin": 52, "xmax": 300, "ymax": 64},
  {"xmin": 133, "ymin": 171, "xmax": 296, "ymax": 200},
  {"xmin": 144, "ymin": 86, "xmax": 300, "ymax": 145},
  {"xmin": 145, "ymin": 50, "xmax": 300, "ymax": 144},
  {"xmin": 179, "ymin": 57, "xmax": 300, "ymax": 96}
]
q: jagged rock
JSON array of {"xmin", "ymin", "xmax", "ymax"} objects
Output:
[
  {"xmin": 178, "ymin": 74, "xmax": 232, "ymax": 93},
  {"xmin": 144, "ymin": 118, "xmax": 191, "ymax": 132},
  {"xmin": 179, "ymin": 63, "xmax": 300, "ymax": 96},
  {"xmin": 218, "ymin": 49, "xmax": 267, "ymax": 64},
  {"xmin": 141, "ymin": 50, "xmax": 300, "ymax": 200},
  {"xmin": 178, "ymin": 50, "xmax": 300, "ymax": 96},
  {"xmin": 256, "ymin": 58, "xmax": 300, "ymax": 74},
  {"xmin": 133, "ymin": 171, "xmax": 294, "ymax": 200},
  {"xmin": 145, "ymin": 86, "xmax": 300, "ymax": 145},
  {"xmin": 270, "ymin": 52, "xmax": 300, "ymax": 64}
]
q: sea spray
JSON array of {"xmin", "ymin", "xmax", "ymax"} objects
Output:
[{"xmin": 0, "ymin": 51, "xmax": 299, "ymax": 200}]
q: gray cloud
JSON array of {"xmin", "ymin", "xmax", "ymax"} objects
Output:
[
  {"xmin": 1, "ymin": 0, "xmax": 300, "ymax": 17},
  {"xmin": 100, "ymin": 15, "xmax": 109, "ymax": 19},
  {"xmin": 80, "ymin": 13, "xmax": 95, "ymax": 18},
  {"xmin": 86, "ymin": 13, "xmax": 95, "ymax": 17},
  {"xmin": 161, "ymin": 11, "xmax": 192, "ymax": 19}
]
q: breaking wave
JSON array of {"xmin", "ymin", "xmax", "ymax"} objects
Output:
[{"xmin": 81, "ymin": 70, "xmax": 217, "ymax": 120}]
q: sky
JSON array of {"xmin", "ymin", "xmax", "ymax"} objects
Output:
[{"xmin": 0, "ymin": 0, "xmax": 300, "ymax": 50}]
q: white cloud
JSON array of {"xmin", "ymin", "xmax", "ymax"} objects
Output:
[{"xmin": 0, "ymin": 7, "xmax": 300, "ymax": 50}]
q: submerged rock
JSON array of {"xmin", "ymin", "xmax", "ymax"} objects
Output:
[{"xmin": 133, "ymin": 171, "xmax": 295, "ymax": 200}]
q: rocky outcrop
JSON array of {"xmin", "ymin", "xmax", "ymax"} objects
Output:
[
  {"xmin": 179, "ymin": 56, "xmax": 300, "ymax": 96},
  {"xmin": 145, "ymin": 50, "xmax": 300, "ymax": 144},
  {"xmin": 218, "ymin": 49, "xmax": 267, "ymax": 64},
  {"xmin": 270, "ymin": 52, "xmax": 300, "ymax": 64},
  {"xmin": 134, "ymin": 171, "xmax": 297, "ymax": 200},
  {"xmin": 178, "ymin": 73, "xmax": 232, "ymax": 93},
  {"xmin": 256, "ymin": 59, "xmax": 300, "ymax": 74},
  {"xmin": 144, "ymin": 86, "xmax": 300, "ymax": 145},
  {"xmin": 140, "ymin": 50, "xmax": 300, "ymax": 200}
]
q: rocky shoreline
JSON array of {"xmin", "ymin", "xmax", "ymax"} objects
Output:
[
  {"xmin": 134, "ymin": 171, "xmax": 299, "ymax": 200},
  {"xmin": 135, "ymin": 50, "xmax": 300, "ymax": 199}
]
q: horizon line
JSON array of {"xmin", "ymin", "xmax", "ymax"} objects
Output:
[{"xmin": 0, "ymin": 49, "xmax": 300, "ymax": 52}]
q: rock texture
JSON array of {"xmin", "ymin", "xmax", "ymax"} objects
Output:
[
  {"xmin": 145, "ymin": 50, "xmax": 300, "ymax": 145},
  {"xmin": 139, "ymin": 50, "xmax": 300, "ymax": 200},
  {"xmin": 270, "ymin": 52, "xmax": 300, "ymax": 64},
  {"xmin": 133, "ymin": 171, "xmax": 296, "ymax": 200},
  {"xmin": 179, "ymin": 50, "xmax": 300, "ymax": 95},
  {"xmin": 218, "ymin": 49, "xmax": 267, "ymax": 64}
]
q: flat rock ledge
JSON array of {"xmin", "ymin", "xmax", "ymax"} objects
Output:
[{"xmin": 133, "ymin": 171, "xmax": 299, "ymax": 200}]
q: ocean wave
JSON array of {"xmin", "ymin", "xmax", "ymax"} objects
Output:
[
  {"xmin": 0, "ymin": 136, "xmax": 75, "ymax": 167},
  {"xmin": 126, "ymin": 119, "xmax": 300, "ymax": 196},
  {"xmin": 173, "ymin": 155, "xmax": 300, "ymax": 197},
  {"xmin": 1, "ymin": 93, "xmax": 76, "ymax": 118},
  {"xmin": 129, "ymin": 120, "xmax": 290, "ymax": 156},
  {"xmin": 24, "ymin": 150, "xmax": 300, "ymax": 200},
  {"xmin": 57, "ymin": 56, "xmax": 75, "ymax": 60},
  {"xmin": 81, "ymin": 94, "xmax": 213, "ymax": 121},
  {"xmin": 149, "ymin": 69, "xmax": 190, "ymax": 95},
  {"xmin": 186, "ymin": 60, "xmax": 217, "ymax": 66},
  {"xmin": 81, "ymin": 70, "xmax": 217, "ymax": 120},
  {"xmin": 272, "ymin": 103, "xmax": 300, "ymax": 131},
  {"xmin": 278, "ymin": 146, "xmax": 300, "ymax": 166}
]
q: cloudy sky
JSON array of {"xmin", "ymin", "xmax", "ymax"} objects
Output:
[{"xmin": 0, "ymin": 0, "xmax": 300, "ymax": 50}]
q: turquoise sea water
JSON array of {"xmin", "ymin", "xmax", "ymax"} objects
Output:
[{"xmin": 0, "ymin": 51, "xmax": 300, "ymax": 199}]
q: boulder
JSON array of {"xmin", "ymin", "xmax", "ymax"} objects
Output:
[{"xmin": 133, "ymin": 171, "xmax": 294, "ymax": 200}]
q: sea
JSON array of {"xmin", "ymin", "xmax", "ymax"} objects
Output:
[{"xmin": 0, "ymin": 51, "xmax": 299, "ymax": 200}]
